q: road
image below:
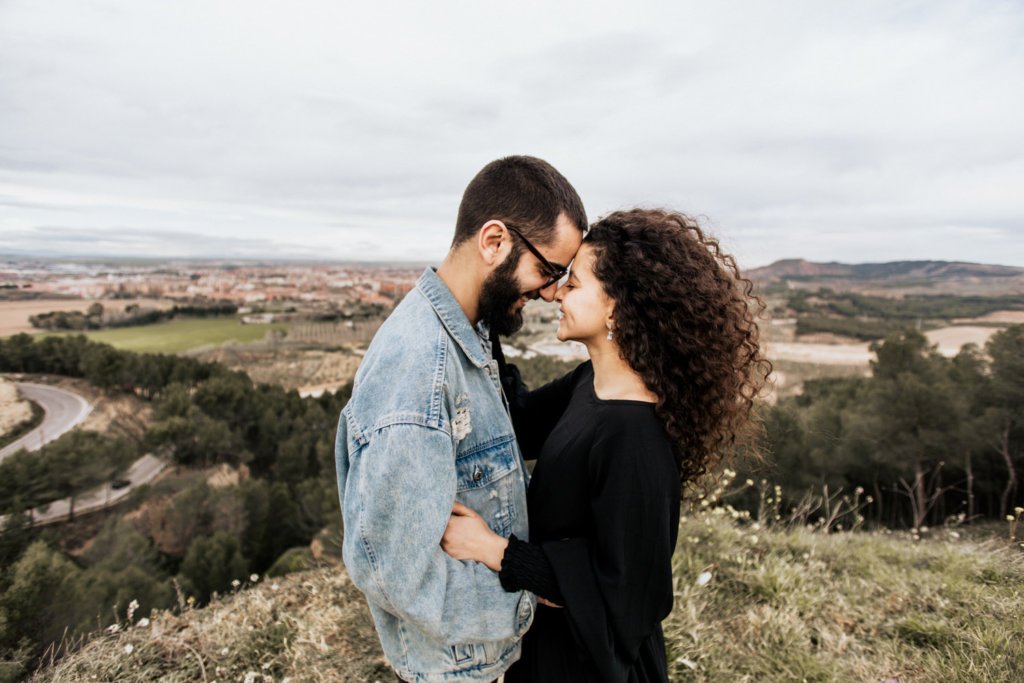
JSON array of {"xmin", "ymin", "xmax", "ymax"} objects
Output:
[
  {"xmin": 0, "ymin": 454, "xmax": 167, "ymax": 528},
  {"xmin": 0, "ymin": 382, "xmax": 92, "ymax": 463},
  {"xmin": 1, "ymin": 454, "xmax": 167, "ymax": 527}
]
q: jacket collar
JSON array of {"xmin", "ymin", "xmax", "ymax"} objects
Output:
[{"xmin": 416, "ymin": 267, "xmax": 491, "ymax": 368}]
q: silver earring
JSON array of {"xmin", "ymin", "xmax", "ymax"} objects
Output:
[{"xmin": 606, "ymin": 326, "xmax": 613, "ymax": 341}]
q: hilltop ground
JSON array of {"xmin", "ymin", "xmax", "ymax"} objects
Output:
[{"xmin": 31, "ymin": 509, "xmax": 1024, "ymax": 683}]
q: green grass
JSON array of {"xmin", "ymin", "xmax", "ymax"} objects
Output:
[
  {"xmin": 44, "ymin": 317, "xmax": 287, "ymax": 354},
  {"xmin": 665, "ymin": 511, "xmax": 1024, "ymax": 681}
]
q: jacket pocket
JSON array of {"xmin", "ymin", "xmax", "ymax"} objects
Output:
[{"xmin": 455, "ymin": 434, "xmax": 519, "ymax": 536}]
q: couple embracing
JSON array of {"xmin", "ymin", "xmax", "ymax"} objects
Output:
[{"xmin": 334, "ymin": 156, "xmax": 769, "ymax": 682}]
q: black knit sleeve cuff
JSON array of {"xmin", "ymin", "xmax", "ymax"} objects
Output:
[{"xmin": 498, "ymin": 534, "xmax": 564, "ymax": 604}]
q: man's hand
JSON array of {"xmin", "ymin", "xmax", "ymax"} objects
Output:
[{"xmin": 441, "ymin": 501, "xmax": 509, "ymax": 572}]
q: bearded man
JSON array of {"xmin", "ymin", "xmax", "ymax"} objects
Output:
[{"xmin": 335, "ymin": 156, "xmax": 586, "ymax": 683}]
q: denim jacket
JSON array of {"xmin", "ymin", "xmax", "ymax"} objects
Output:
[{"xmin": 335, "ymin": 267, "xmax": 535, "ymax": 683}]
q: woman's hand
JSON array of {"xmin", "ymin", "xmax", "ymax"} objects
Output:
[{"xmin": 441, "ymin": 501, "xmax": 508, "ymax": 572}]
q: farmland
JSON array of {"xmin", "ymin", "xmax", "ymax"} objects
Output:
[{"xmin": 43, "ymin": 317, "xmax": 287, "ymax": 354}]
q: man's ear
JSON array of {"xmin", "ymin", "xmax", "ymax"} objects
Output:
[{"xmin": 477, "ymin": 220, "xmax": 509, "ymax": 267}]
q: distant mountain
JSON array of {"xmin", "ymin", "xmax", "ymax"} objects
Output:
[{"xmin": 747, "ymin": 259, "xmax": 1024, "ymax": 283}]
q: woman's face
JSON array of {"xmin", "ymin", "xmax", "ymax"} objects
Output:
[{"xmin": 554, "ymin": 244, "xmax": 614, "ymax": 344}]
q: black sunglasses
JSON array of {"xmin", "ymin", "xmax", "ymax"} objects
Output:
[{"xmin": 504, "ymin": 224, "xmax": 568, "ymax": 289}]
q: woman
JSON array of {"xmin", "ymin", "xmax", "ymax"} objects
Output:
[{"xmin": 441, "ymin": 209, "xmax": 770, "ymax": 682}]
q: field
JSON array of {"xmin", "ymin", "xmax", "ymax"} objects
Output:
[
  {"xmin": 44, "ymin": 317, "xmax": 287, "ymax": 354},
  {"xmin": 0, "ymin": 299, "xmax": 174, "ymax": 337}
]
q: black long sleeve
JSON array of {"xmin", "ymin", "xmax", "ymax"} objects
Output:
[
  {"xmin": 491, "ymin": 338, "xmax": 588, "ymax": 460},
  {"xmin": 498, "ymin": 534, "xmax": 564, "ymax": 604},
  {"xmin": 500, "ymin": 360, "xmax": 678, "ymax": 683},
  {"xmin": 540, "ymin": 409, "xmax": 680, "ymax": 683}
]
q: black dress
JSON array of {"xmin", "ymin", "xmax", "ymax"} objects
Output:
[{"xmin": 494, "ymin": 350, "xmax": 681, "ymax": 683}]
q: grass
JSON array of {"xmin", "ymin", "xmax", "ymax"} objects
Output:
[
  {"xmin": 665, "ymin": 512, "xmax": 1024, "ymax": 682},
  {"xmin": 30, "ymin": 509, "xmax": 1024, "ymax": 682},
  {"xmin": 44, "ymin": 317, "xmax": 288, "ymax": 354},
  {"xmin": 31, "ymin": 565, "xmax": 389, "ymax": 683}
]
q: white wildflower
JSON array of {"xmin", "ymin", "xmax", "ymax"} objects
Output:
[
  {"xmin": 271, "ymin": 583, "xmax": 280, "ymax": 591},
  {"xmin": 137, "ymin": 618, "xmax": 150, "ymax": 628},
  {"xmin": 677, "ymin": 656, "xmax": 698, "ymax": 670},
  {"xmin": 107, "ymin": 623, "xmax": 120, "ymax": 634},
  {"xmin": 250, "ymin": 574, "xmax": 260, "ymax": 583},
  {"xmin": 745, "ymin": 479, "xmax": 754, "ymax": 486},
  {"xmin": 231, "ymin": 579, "xmax": 241, "ymax": 588},
  {"xmin": 696, "ymin": 571, "xmax": 713, "ymax": 587},
  {"xmin": 127, "ymin": 599, "xmax": 140, "ymax": 622},
  {"xmin": 123, "ymin": 644, "xmax": 134, "ymax": 655},
  {"xmin": 221, "ymin": 647, "xmax": 230, "ymax": 656}
]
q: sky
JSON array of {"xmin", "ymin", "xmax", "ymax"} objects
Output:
[{"xmin": 1, "ymin": 0, "xmax": 1022, "ymax": 267}]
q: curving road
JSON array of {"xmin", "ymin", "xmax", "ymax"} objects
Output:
[{"xmin": 0, "ymin": 383, "xmax": 92, "ymax": 463}]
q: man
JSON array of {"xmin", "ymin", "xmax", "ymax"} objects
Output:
[{"xmin": 335, "ymin": 156, "xmax": 586, "ymax": 683}]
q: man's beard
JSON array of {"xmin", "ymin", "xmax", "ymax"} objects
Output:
[{"xmin": 478, "ymin": 251, "xmax": 526, "ymax": 337}]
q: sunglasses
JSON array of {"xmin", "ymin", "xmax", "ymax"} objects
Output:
[{"xmin": 503, "ymin": 223, "xmax": 568, "ymax": 289}]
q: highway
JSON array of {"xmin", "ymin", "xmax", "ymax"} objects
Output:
[{"xmin": 0, "ymin": 382, "xmax": 93, "ymax": 463}]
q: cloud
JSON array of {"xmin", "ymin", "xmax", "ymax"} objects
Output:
[{"xmin": 0, "ymin": 0, "xmax": 1022, "ymax": 266}]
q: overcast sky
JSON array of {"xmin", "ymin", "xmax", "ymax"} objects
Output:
[{"xmin": 1, "ymin": 0, "xmax": 1022, "ymax": 267}]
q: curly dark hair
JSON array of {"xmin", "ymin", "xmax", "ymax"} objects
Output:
[{"xmin": 585, "ymin": 208, "xmax": 772, "ymax": 491}]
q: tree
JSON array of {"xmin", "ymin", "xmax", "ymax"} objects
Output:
[
  {"xmin": 146, "ymin": 407, "xmax": 248, "ymax": 468},
  {"xmin": 986, "ymin": 325, "xmax": 1024, "ymax": 517},
  {"xmin": 0, "ymin": 541, "xmax": 80, "ymax": 658},
  {"xmin": 178, "ymin": 532, "xmax": 248, "ymax": 604},
  {"xmin": 868, "ymin": 330, "xmax": 962, "ymax": 528}
]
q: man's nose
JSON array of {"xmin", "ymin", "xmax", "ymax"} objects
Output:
[{"xmin": 538, "ymin": 282, "xmax": 559, "ymax": 302}]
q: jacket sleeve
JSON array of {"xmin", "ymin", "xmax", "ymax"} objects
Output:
[
  {"xmin": 540, "ymin": 414, "xmax": 680, "ymax": 682},
  {"xmin": 338, "ymin": 421, "xmax": 532, "ymax": 644},
  {"xmin": 492, "ymin": 338, "xmax": 585, "ymax": 460}
]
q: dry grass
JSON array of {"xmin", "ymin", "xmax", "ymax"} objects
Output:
[
  {"xmin": 32, "ymin": 566, "xmax": 390, "ymax": 683},
  {"xmin": 31, "ymin": 510, "xmax": 1024, "ymax": 682}
]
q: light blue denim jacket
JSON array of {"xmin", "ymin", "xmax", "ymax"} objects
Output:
[{"xmin": 335, "ymin": 267, "xmax": 535, "ymax": 683}]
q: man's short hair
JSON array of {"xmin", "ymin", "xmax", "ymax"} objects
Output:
[{"xmin": 452, "ymin": 156, "xmax": 587, "ymax": 248}]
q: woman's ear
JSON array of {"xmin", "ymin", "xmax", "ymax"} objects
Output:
[{"xmin": 477, "ymin": 220, "xmax": 508, "ymax": 267}]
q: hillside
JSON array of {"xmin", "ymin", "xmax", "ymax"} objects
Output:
[
  {"xmin": 749, "ymin": 259, "xmax": 1024, "ymax": 283},
  {"xmin": 31, "ymin": 511, "xmax": 1024, "ymax": 682}
]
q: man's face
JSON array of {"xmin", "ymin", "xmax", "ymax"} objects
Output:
[{"xmin": 478, "ymin": 213, "xmax": 583, "ymax": 336}]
